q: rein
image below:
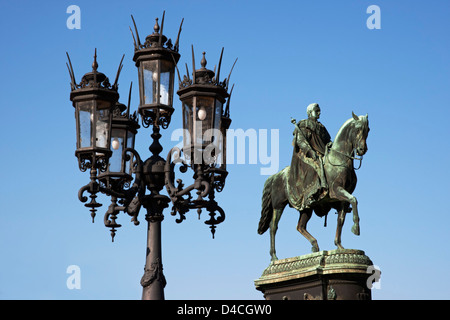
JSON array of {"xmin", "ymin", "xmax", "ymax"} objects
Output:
[{"xmin": 326, "ymin": 146, "xmax": 363, "ymax": 170}]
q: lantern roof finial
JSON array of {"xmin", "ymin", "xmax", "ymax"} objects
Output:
[
  {"xmin": 131, "ymin": 12, "xmax": 182, "ymax": 67},
  {"xmin": 143, "ymin": 15, "xmax": 167, "ymax": 47},
  {"xmin": 153, "ymin": 18, "xmax": 160, "ymax": 34},
  {"xmin": 92, "ymin": 48, "xmax": 98, "ymax": 72},
  {"xmin": 191, "ymin": 49, "xmax": 215, "ymax": 85},
  {"xmin": 200, "ymin": 52, "xmax": 207, "ymax": 69},
  {"xmin": 67, "ymin": 49, "xmax": 119, "ymax": 93}
]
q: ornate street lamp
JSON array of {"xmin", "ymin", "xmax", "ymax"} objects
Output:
[
  {"xmin": 67, "ymin": 12, "xmax": 236, "ymax": 300},
  {"xmin": 66, "ymin": 49, "xmax": 124, "ymax": 221},
  {"xmin": 97, "ymin": 86, "xmax": 140, "ymax": 193},
  {"xmin": 131, "ymin": 12, "xmax": 181, "ymax": 129},
  {"xmin": 165, "ymin": 47, "xmax": 237, "ymax": 237}
]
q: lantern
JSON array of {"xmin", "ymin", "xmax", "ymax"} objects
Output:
[
  {"xmin": 68, "ymin": 50, "xmax": 120, "ymax": 173},
  {"xmin": 177, "ymin": 50, "xmax": 229, "ymax": 167},
  {"xmin": 131, "ymin": 13, "xmax": 182, "ymax": 128},
  {"xmin": 97, "ymin": 99, "xmax": 140, "ymax": 189}
]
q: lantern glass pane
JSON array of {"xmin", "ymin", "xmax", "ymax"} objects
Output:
[
  {"xmin": 126, "ymin": 131, "xmax": 135, "ymax": 150},
  {"xmin": 214, "ymin": 100, "xmax": 222, "ymax": 130},
  {"xmin": 195, "ymin": 96, "xmax": 214, "ymax": 146},
  {"xmin": 141, "ymin": 60, "xmax": 158, "ymax": 105},
  {"xmin": 182, "ymin": 98, "xmax": 194, "ymax": 150},
  {"xmin": 77, "ymin": 101, "xmax": 92, "ymax": 148},
  {"xmin": 160, "ymin": 60, "xmax": 174, "ymax": 106},
  {"xmin": 201, "ymin": 99, "xmax": 223, "ymax": 166},
  {"xmin": 213, "ymin": 100, "xmax": 223, "ymax": 166},
  {"xmin": 125, "ymin": 131, "xmax": 136, "ymax": 175},
  {"xmin": 213, "ymin": 100, "xmax": 223, "ymax": 148},
  {"xmin": 109, "ymin": 128, "xmax": 125, "ymax": 173},
  {"xmin": 95, "ymin": 108, "xmax": 110, "ymax": 149}
]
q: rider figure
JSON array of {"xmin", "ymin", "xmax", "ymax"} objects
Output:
[{"xmin": 294, "ymin": 103, "xmax": 332, "ymax": 192}]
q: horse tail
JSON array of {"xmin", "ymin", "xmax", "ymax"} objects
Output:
[{"xmin": 258, "ymin": 175, "xmax": 274, "ymax": 235}]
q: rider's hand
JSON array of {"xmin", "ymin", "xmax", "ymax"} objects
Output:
[{"xmin": 308, "ymin": 150, "xmax": 318, "ymax": 160}]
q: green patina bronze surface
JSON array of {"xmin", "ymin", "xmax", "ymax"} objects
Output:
[
  {"xmin": 255, "ymin": 249, "xmax": 373, "ymax": 287},
  {"xmin": 258, "ymin": 103, "xmax": 370, "ymax": 260},
  {"xmin": 254, "ymin": 249, "xmax": 375, "ymax": 300}
]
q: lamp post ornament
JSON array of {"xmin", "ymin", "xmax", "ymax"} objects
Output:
[{"xmin": 67, "ymin": 11, "xmax": 236, "ymax": 300}]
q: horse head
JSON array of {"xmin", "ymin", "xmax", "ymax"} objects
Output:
[{"xmin": 351, "ymin": 112, "xmax": 370, "ymax": 156}]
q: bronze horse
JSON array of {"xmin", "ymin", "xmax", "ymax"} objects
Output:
[{"xmin": 258, "ymin": 112, "xmax": 370, "ymax": 261}]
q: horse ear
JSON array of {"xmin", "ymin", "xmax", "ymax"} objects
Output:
[{"xmin": 352, "ymin": 111, "xmax": 359, "ymax": 121}]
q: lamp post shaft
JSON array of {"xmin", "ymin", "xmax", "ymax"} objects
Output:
[
  {"xmin": 140, "ymin": 193, "xmax": 169, "ymax": 300},
  {"xmin": 141, "ymin": 212, "xmax": 165, "ymax": 300}
]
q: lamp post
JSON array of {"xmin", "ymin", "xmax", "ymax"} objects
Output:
[{"xmin": 66, "ymin": 12, "xmax": 236, "ymax": 300}]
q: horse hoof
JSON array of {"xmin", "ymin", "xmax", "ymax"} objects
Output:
[
  {"xmin": 311, "ymin": 243, "xmax": 319, "ymax": 252},
  {"xmin": 351, "ymin": 224, "xmax": 360, "ymax": 236}
]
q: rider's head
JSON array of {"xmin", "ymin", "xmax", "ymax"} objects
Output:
[{"xmin": 307, "ymin": 103, "xmax": 321, "ymax": 120}]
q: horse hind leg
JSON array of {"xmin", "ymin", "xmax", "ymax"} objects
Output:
[
  {"xmin": 334, "ymin": 206, "xmax": 346, "ymax": 250},
  {"xmin": 269, "ymin": 208, "xmax": 283, "ymax": 261},
  {"xmin": 297, "ymin": 209, "xmax": 319, "ymax": 253}
]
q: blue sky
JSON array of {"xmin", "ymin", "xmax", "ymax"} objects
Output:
[{"xmin": 0, "ymin": 0, "xmax": 449, "ymax": 300}]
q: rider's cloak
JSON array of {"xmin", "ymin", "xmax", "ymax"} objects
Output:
[{"xmin": 285, "ymin": 119, "xmax": 332, "ymax": 216}]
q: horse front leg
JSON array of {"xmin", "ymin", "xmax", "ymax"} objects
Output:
[
  {"xmin": 351, "ymin": 201, "xmax": 360, "ymax": 236},
  {"xmin": 333, "ymin": 186, "xmax": 360, "ymax": 236}
]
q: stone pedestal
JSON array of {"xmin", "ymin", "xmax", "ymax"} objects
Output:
[{"xmin": 254, "ymin": 249, "xmax": 375, "ymax": 300}]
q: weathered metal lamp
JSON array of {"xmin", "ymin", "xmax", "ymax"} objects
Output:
[
  {"xmin": 67, "ymin": 49, "xmax": 124, "ymax": 221},
  {"xmin": 177, "ymin": 47, "xmax": 235, "ymax": 172},
  {"xmin": 67, "ymin": 12, "xmax": 237, "ymax": 300},
  {"xmin": 165, "ymin": 46, "xmax": 237, "ymax": 236},
  {"xmin": 178, "ymin": 48, "xmax": 227, "ymax": 165},
  {"xmin": 67, "ymin": 49, "xmax": 121, "ymax": 173},
  {"xmin": 131, "ymin": 12, "xmax": 182, "ymax": 128},
  {"xmin": 97, "ymin": 88, "xmax": 140, "ymax": 191}
]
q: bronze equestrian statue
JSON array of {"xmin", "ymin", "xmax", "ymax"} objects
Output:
[{"xmin": 258, "ymin": 103, "xmax": 370, "ymax": 261}]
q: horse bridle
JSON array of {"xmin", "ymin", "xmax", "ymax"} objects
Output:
[{"xmin": 326, "ymin": 145, "xmax": 363, "ymax": 170}]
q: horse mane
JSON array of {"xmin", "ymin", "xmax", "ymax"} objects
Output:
[{"xmin": 334, "ymin": 118, "xmax": 354, "ymax": 142}]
